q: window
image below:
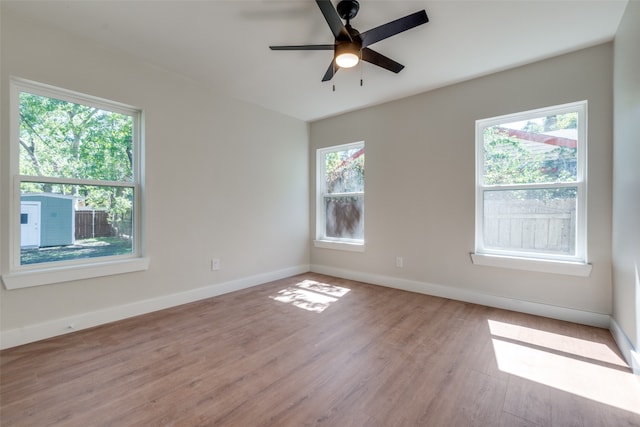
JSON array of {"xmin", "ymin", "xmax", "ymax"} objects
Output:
[
  {"xmin": 315, "ymin": 142, "xmax": 365, "ymax": 251},
  {"xmin": 473, "ymin": 101, "xmax": 590, "ymax": 275},
  {"xmin": 2, "ymin": 78, "xmax": 148, "ymax": 289}
]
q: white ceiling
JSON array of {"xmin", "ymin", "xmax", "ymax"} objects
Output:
[{"xmin": 3, "ymin": 0, "xmax": 628, "ymax": 122}]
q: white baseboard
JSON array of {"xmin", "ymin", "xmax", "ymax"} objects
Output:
[
  {"xmin": 310, "ymin": 264, "xmax": 611, "ymax": 328},
  {"xmin": 0, "ymin": 264, "xmax": 309, "ymax": 350},
  {"xmin": 609, "ymin": 317, "xmax": 640, "ymax": 375},
  {"xmin": 2, "ymin": 264, "xmax": 618, "ymax": 352}
]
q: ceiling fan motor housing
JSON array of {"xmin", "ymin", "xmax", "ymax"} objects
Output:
[
  {"xmin": 335, "ymin": 38, "xmax": 362, "ymax": 61},
  {"xmin": 337, "ymin": 0, "xmax": 360, "ymax": 21}
]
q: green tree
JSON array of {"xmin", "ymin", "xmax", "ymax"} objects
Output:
[
  {"xmin": 325, "ymin": 147, "xmax": 364, "ymax": 193},
  {"xmin": 483, "ymin": 128, "xmax": 548, "ymax": 185},
  {"xmin": 483, "ymin": 125, "xmax": 578, "ymax": 203},
  {"xmin": 19, "ymin": 92, "xmax": 134, "ymax": 236}
]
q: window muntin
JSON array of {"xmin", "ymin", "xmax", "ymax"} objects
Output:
[
  {"xmin": 11, "ymin": 78, "xmax": 142, "ymax": 270},
  {"xmin": 476, "ymin": 102, "xmax": 586, "ymax": 263},
  {"xmin": 317, "ymin": 142, "xmax": 365, "ymax": 243}
]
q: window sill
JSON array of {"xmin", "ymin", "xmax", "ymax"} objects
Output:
[
  {"xmin": 470, "ymin": 253, "xmax": 592, "ymax": 277},
  {"xmin": 314, "ymin": 240, "xmax": 365, "ymax": 253},
  {"xmin": 2, "ymin": 257, "xmax": 150, "ymax": 290}
]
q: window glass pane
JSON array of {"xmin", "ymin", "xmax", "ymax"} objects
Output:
[
  {"xmin": 324, "ymin": 195, "xmax": 364, "ymax": 240},
  {"xmin": 20, "ymin": 183, "xmax": 134, "ymax": 265},
  {"xmin": 19, "ymin": 92, "xmax": 133, "ymax": 181},
  {"xmin": 324, "ymin": 147, "xmax": 364, "ymax": 194},
  {"xmin": 483, "ymin": 188, "xmax": 576, "ymax": 256},
  {"xmin": 483, "ymin": 112, "xmax": 578, "ymax": 185}
]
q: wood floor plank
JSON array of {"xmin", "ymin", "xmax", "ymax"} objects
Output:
[
  {"xmin": 1, "ymin": 273, "xmax": 638, "ymax": 426},
  {"xmin": 503, "ymin": 375, "xmax": 553, "ymax": 426}
]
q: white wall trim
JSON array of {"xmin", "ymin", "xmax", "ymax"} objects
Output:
[
  {"xmin": 310, "ymin": 264, "xmax": 610, "ymax": 328},
  {"xmin": 609, "ymin": 317, "xmax": 640, "ymax": 375},
  {"xmin": 470, "ymin": 253, "xmax": 593, "ymax": 277},
  {"xmin": 0, "ymin": 264, "xmax": 309, "ymax": 350},
  {"xmin": 2, "ymin": 257, "xmax": 151, "ymax": 290},
  {"xmin": 313, "ymin": 240, "xmax": 365, "ymax": 252}
]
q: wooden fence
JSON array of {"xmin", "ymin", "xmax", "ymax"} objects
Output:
[
  {"xmin": 484, "ymin": 198, "xmax": 575, "ymax": 254},
  {"xmin": 75, "ymin": 210, "xmax": 115, "ymax": 239}
]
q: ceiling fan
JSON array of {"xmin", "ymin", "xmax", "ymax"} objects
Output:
[{"xmin": 269, "ymin": 0, "xmax": 429, "ymax": 82}]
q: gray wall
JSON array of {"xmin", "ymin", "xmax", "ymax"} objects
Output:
[
  {"xmin": 1, "ymin": 9, "xmax": 309, "ymax": 337},
  {"xmin": 612, "ymin": 0, "xmax": 640, "ymax": 360},
  {"xmin": 310, "ymin": 43, "xmax": 613, "ymax": 315}
]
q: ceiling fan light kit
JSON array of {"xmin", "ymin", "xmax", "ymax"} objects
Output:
[
  {"xmin": 269, "ymin": 0, "xmax": 429, "ymax": 82},
  {"xmin": 335, "ymin": 41, "xmax": 361, "ymax": 68}
]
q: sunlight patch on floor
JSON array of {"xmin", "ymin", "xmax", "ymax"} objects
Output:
[
  {"xmin": 489, "ymin": 320, "xmax": 628, "ymax": 367},
  {"xmin": 269, "ymin": 280, "xmax": 350, "ymax": 313},
  {"xmin": 489, "ymin": 320, "xmax": 640, "ymax": 414}
]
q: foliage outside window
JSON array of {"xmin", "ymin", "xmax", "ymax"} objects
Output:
[
  {"xmin": 10, "ymin": 78, "xmax": 142, "ymax": 271},
  {"xmin": 475, "ymin": 101, "xmax": 587, "ymax": 263},
  {"xmin": 317, "ymin": 142, "xmax": 365, "ymax": 245}
]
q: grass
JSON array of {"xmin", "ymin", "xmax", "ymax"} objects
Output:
[{"xmin": 20, "ymin": 237, "xmax": 133, "ymax": 265}]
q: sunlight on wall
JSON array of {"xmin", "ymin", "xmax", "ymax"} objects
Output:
[
  {"xmin": 269, "ymin": 280, "xmax": 350, "ymax": 313},
  {"xmin": 489, "ymin": 320, "xmax": 640, "ymax": 415}
]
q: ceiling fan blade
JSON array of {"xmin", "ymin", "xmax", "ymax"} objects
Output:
[
  {"xmin": 360, "ymin": 10, "xmax": 428, "ymax": 48},
  {"xmin": 361, "ymin": 48, "xmax": 404, "ymax": 73},
  {"xmin": 322, "ymin": 61, "xmax": 337, "ymax": 82},
  {"xmin": 270, "ymin": 44, "xmax": 334, "ymax": 51},
  {"xmin": 316, "ymin": 0, "xmax": 351, "ymax": 41}
]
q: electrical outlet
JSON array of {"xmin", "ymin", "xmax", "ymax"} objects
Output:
[
  {"xmin": 211, "ymin": 258, "xmax": 220, "ymax": 271},
  {"xmin": 396, "ymin": 256, "xmax": 403, "ymax": 268}
]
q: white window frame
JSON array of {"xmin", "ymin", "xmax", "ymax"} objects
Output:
[
  {"xmin": 314, "ymin": 141, "xmax": 365, "ymax": 252},
  {"xmin": 2, "ymin": 78, "xmax": 149, "ymax": 290},
  {"xmin": 472, "ymin": 101, "xmax": 592, "ymax": 276}
]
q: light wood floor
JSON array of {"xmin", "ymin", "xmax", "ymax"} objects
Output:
[{"xmin": 1, "ymin": 273, "xmax": 639, "ymax": 426}]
